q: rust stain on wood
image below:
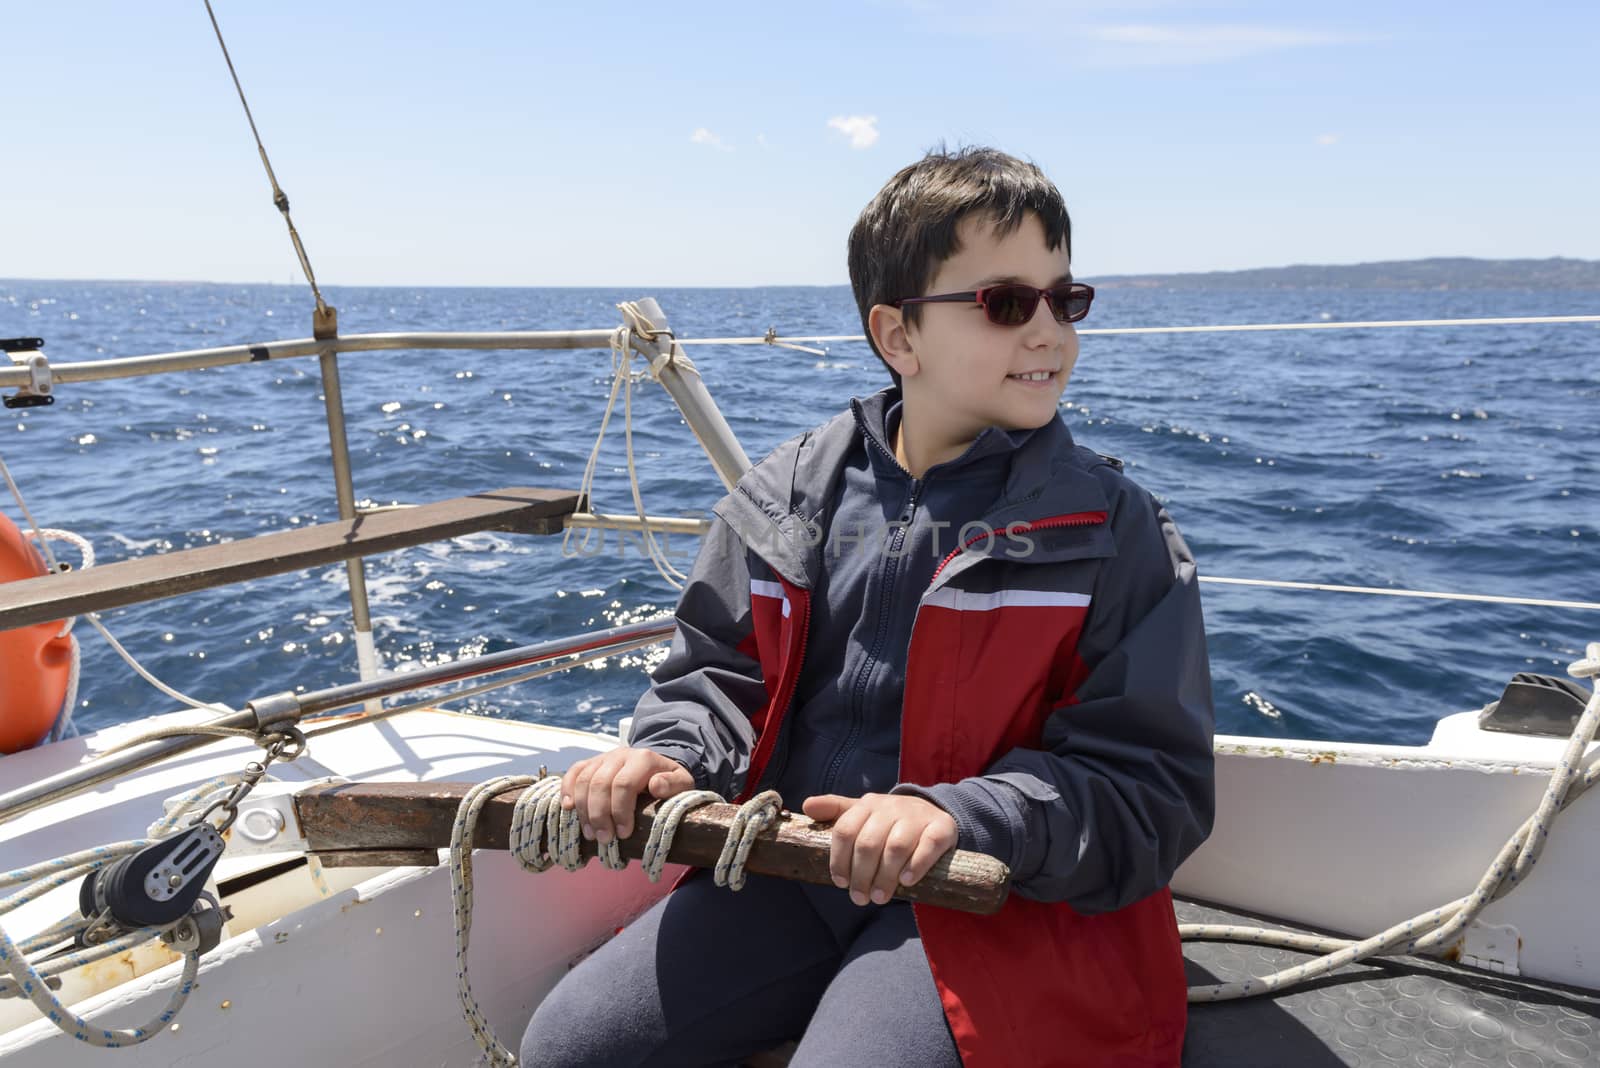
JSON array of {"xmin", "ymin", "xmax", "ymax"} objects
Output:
[{"xmin": 316, "ymin": 848, "xmax": 441, "ymax": 868}]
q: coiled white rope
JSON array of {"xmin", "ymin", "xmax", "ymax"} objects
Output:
[
  {"xmin": 448, "ymin": 775, "xmax": 621, "ymax": 1066},
  {"xmin": 615, "ymin": 315, "xmax": 691, "ymax": 591},
  {"xmin": 709, "ymin": 789, "xmax": 783, "ymax": 891},
  {"xmin": 54, "ymin": 634, "xmax": 82, "ymax": 742},
  {"xmin": 0, "ymin": 776, "xmax": 242, "ymax": 1032},
  {"xmin": 449, "ymin": 777, "xmax": 784, "ymax": 1065},
  {"xmin": 1185, "ymin": 639, "xmax": 1600, "ymax": 1000},
  {"xmin": 1, "ymin": 456, "xmax": 88, "ymax": 741},
  {"xmin": 634, "ymin": 787, "xmax": 782, "ymax": 890},
  {"xmin": 560, "ymin": 309, "xmax": 691, "ymax": 591},
  {"xmin": 637, "ymin": 788, "xmax": 721, "ymax": 879},
  {"xmin": 21, "ymin": 527, "xmax": 99, "ymax": 743},
  {"xmin": 0, "ymin": 840, "xmax": 202, "ymax": 1047},
  {"xmin": 0, "ymin": 490, "xmax": 241, "ymax": 1045}
]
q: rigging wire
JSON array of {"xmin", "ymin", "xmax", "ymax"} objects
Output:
[{"xmin": 201, "ymin": 0, "xmax": 331, "ymax": 321}]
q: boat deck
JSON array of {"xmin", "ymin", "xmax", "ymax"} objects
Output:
[{"xmin": 1178, "ymin": 899, "xmax": 1600, "ymax": 1067}]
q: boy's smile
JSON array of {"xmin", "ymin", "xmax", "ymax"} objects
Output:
[{"xmin": 869, "ymin": 211, "xmax": 1080, "ymax": 477}]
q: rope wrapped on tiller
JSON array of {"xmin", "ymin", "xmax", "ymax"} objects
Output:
[{"xmin": 449, "ymin": 776, "xmax": 787, "ymax": 1065}]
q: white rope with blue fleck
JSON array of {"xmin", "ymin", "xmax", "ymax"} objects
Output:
[
  {"xmin": 450, "ymin": 776, "xmax": 785, "ymax": 1064},
  {"xmin": 633, "ymin": 788, "xmax": 782, "ymax": 891},
  {"xmin": 449, "ymin": 775, "xmax": 624, "ymax": 1066},
  {"xmin": 0, "ymin": 842, "xmax": 202, "ymax": 1047},
  {"xmin": 0, "ymin": 776, "xmax": 242, "ymax": 1044},
  {"xmin": 638, "ymin": 789, "xmax": 723, "ymax": 881},
  {"xmin": 711, "ymin": 790, "xmax": 783, "ymax": 891},
  {"xmin": 1185, "ymin": 640, "xmax": 1600, "ymax": 1000}
]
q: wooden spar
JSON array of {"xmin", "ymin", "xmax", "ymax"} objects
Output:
[
  {"xmin": 0, "ymin": 487, "xmax": 580, "ymax": 632},
  {"xmin": 295, "ymin": 781, "xmax": 1011, "ymax": 916}
]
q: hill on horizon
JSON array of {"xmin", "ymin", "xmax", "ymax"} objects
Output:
[{"xmin": 1088, "ymin": 256, "xmax": 1600, "ymax": 290}]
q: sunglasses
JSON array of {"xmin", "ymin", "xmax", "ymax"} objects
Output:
[{"xmin": 893, "ymin": 282, "xmax": 1095, "ymax": 326}]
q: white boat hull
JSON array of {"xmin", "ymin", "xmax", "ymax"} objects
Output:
[
  {"xmin": 0, "ymin": 700, "xmax": 1594, "ymax": 1064},
  {"xmin": 1175, "ymin": 710, "xmax": 1600, "ymax": 987}
]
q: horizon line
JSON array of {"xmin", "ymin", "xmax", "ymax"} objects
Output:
[{"xmin": 4, "ymin": 255, "xmax": 1596, "ymax": 292}]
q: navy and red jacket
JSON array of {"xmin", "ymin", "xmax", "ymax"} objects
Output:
[{"xmin": 630, "ymin": 388, "xmax": 1215, "ymax": 1067}]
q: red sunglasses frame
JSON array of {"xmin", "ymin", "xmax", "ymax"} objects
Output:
[{"xmin": 892, "ymin": 282, "xmax": 1095, "ymax": 325}]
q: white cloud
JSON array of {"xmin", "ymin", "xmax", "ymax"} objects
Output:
[
  {"xmin": 827, "ymin": 115, "xmax": 880, "ymax": 150},
  {"xmin": 690, "ymin": 127, "xmax": 733, "ymax": 152},
  {"xmin": 1316, "ymin": 133, "xmax": 1340, "ymax": 146}
]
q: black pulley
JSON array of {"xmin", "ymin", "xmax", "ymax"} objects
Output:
[{"xmin": 79, "ymin": 823, "xmax": 226, "ymax": 932}]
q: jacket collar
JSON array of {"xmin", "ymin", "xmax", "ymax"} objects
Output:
[
  {"xmin": 853, "ymin": 390, "xmax": 1037, "ymax": 485},
  {"xmin": 715, "ymin": 387, "xmax": 1114, "ymax": 589}
]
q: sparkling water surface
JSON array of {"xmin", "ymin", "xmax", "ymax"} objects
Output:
[{"xmin": 2, "ymin": 281, "xmax": 1596, "ymax": 745}]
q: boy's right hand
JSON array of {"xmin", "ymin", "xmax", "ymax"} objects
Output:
[{"xmin": 559, "ymin": 747, "xmax": 695, "ymax": 844}]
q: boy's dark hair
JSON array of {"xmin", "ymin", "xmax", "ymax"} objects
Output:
[{"xmin": 847, "ymin": 146, "xmax": 1073, "ymax": 385}]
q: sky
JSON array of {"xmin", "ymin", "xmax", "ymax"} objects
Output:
[{"xmin": 4, "ymin": 1, "xmax": 1598, "ymax": 287}]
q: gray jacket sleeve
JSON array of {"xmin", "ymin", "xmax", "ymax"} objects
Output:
[
  {"xmin": 897, "ymin": 482, "xmax": 1215, "ymax": 913},
  {"xmin": 626, "ymin": 515, "xmax": 767, "ymax": 797}
]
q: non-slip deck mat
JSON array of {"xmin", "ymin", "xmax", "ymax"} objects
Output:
[{"xmin": 1179, "ymin": 899, "xmax": 1600, "ymax": 1067}]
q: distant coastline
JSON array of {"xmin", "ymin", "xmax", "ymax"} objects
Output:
[
  {"xmin": 1088, "ymin": 257, "xmax": 1600, "ymax": 291},
  {"xmin": 6, "ymin": 257, "xmax": 1600, "ymax": 291}
]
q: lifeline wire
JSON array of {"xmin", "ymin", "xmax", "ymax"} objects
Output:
[
  {"xmin": 3, "ymin": 450, "xmax": 238, "ymax": 726},
  {"xmin": 673, "ymin": 313, "xmax": 1600, "ymax": 347},
  {"xmin": 7, "ymin": 312, "xmax": 1599, "ymax": 393},
  {"xmin": 1198, "ymin": 575, "xmax": 1600, "ymax": 613}
]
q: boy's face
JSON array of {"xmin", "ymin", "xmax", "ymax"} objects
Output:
[{"xmin": 873, "ymin": 211, "xmax": 1079, "ymax": 445}]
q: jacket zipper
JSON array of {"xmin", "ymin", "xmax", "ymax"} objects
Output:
[
  {"xmin": 819, "ymin": 474, "xmax": 923, "ymax": 795},
  {"xmin": 762, "ymin": 426, "xmax": 910, "ymax": 796}
]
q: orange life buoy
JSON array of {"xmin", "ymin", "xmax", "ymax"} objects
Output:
[{"xmin": 0, "ymin": 511, "xmax": 72, "ymax": 754}]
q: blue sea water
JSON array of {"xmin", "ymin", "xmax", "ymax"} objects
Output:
[{"xmin": 1, "ymin": 280, "xmax": 1596, "ymax": 746}]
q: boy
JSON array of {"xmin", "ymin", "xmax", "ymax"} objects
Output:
[{"xmin": 523, "ymin": 147, "xmax": 1214, "ymax": 1067}]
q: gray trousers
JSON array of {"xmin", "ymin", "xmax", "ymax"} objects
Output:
[{"xmin": 519, "ymin": 871, "xmax": 962, "ymax": 1068}]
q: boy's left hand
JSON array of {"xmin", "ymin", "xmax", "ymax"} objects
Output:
[{"xmin": 801, "ymin": 793, "xmax": 958, "ymax": 907}]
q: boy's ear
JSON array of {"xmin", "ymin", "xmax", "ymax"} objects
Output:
[{"xmin": 868, "ymin": 304, "xmax": 920, "ymax": 379}]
